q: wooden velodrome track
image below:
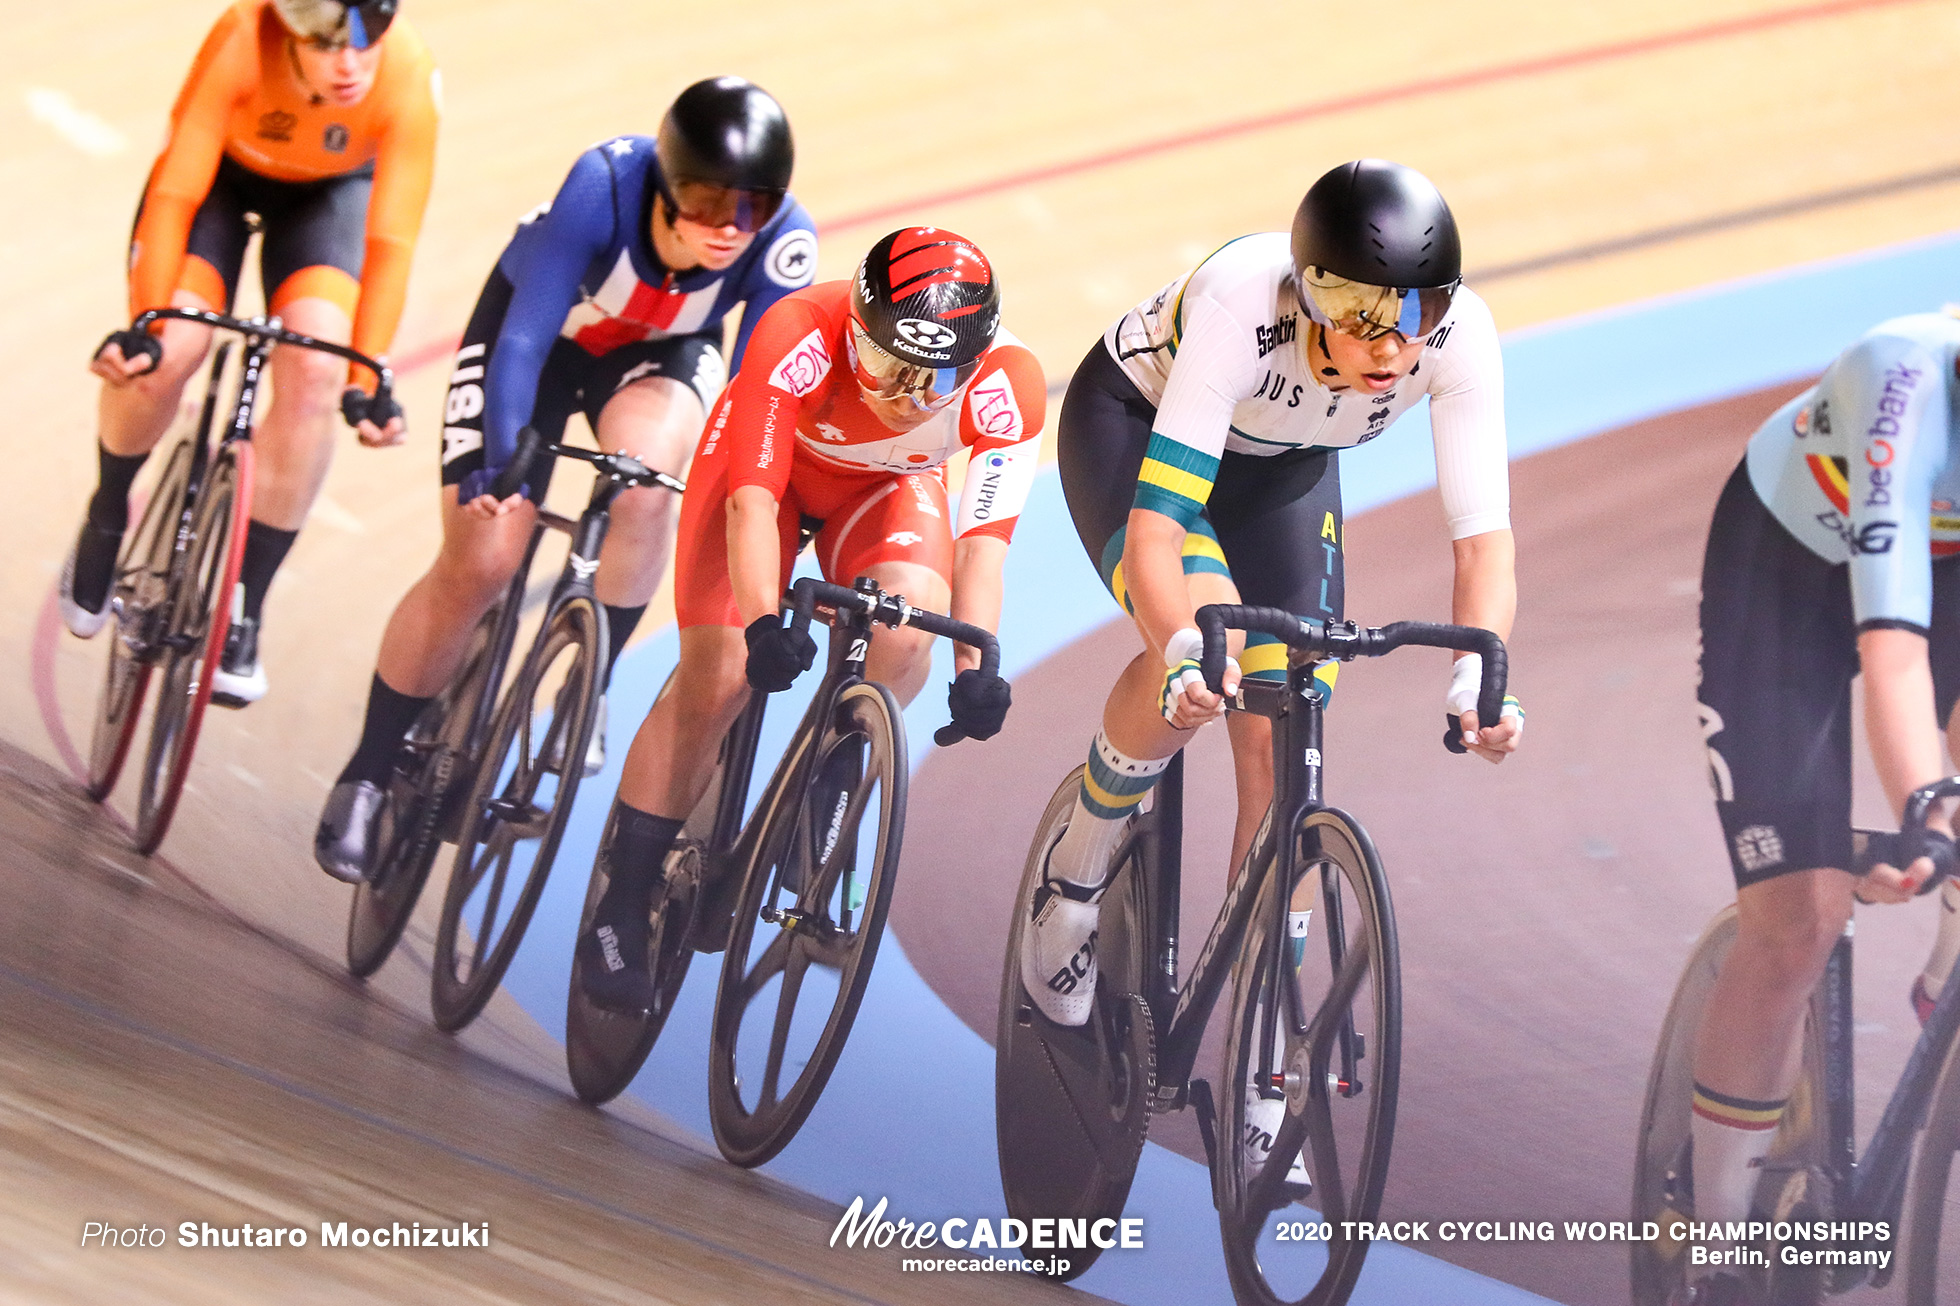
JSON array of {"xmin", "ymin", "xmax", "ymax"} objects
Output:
[{"xmin": 6, "ymin": 0, "xmax": 1960, "ymax": 1301}]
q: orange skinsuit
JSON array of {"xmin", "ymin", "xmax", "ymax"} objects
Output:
[{"xmin": 128, "ymin": 0, "xmax": 438, "ymax": 388}]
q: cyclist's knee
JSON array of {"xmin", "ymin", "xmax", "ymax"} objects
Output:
[
  {"xmin": 428, "ymin": 534, "xmax": 525, "ymax": 611},
  {"xmin": 865, "ymin": 625, "xmax": 933, "ymax": 701},
  {"xmin": 1734, "ymin": 882, "xmax": 1848, "ymax": 980},
  {"xmin": 268, "ymin": 347, "xmax": 348, "ymax": 420},
  {"xmin": 608, "ymin": 481, "xmax": 681, "ymax": 536},
  {"xmin": 674, "ymin": 626, "xmax": 750, "ymax": 710}
]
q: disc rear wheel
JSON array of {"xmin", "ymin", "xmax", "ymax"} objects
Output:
[
  {"xmin": 994, "ymin": 765, "xmax": 1156, "ymax": 1283},
  {"xmin": 1629, "ymin": 907, "xmax": 1831, "ymax": 1305}
]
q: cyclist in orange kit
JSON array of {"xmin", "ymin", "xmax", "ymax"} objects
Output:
[{"xmin": 63, "ymin": 0, "xmax": 439, "ymax": 706}]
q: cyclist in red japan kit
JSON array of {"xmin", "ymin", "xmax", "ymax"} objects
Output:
[{"xmin": 576, "ymin": 227, "xmax": 1046, "ymax": 1013}]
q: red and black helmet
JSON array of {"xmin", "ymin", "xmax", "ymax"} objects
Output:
[{"xmin": 852, "ymin": 227, "xmax": 999, "ymax": 368}]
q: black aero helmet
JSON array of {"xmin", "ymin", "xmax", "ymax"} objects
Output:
[
  {"xmin": 1291, "ymin": 159, "xmax": 1462, "ymax": 340},
  {"xmin": 847, "ymin": 227, "xmax": 1001, "ymax": 410},
  {"xmin": 654, "ymin": 77, "xmax": 793, "ymax": 232}
]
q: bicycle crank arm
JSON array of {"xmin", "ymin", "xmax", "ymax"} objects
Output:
[{"xmin": 483, "ymin": 797, "xmax": 550, "ymax": 839}]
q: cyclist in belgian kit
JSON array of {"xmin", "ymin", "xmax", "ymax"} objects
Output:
[
  {"xmin": 1682, "ymin": 311, "xmax": 1960, "ymax": 1305},
  {"xmin": 63, "ymin": 0, "xmax": 437, "ymax": 706},
  {"xmin": 1021, "ymin": 159, "xmax": 1522, "ymax": 1179},
  {"xmin": 313, "ymin": 77, "xmax": 818, "ymax": 883},
  {"xmin": 575, "ymin": 227, "xmax": 1041, "ymax": 1013}
]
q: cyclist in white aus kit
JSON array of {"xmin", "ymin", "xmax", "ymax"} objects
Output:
[{"xmin": 1025, "ymin": 159, "xmax": 1524, "ymax": 1184}]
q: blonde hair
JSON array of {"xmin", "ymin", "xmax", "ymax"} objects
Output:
[{"xmin": 271, "ymin": 0, "xmax": 353, "ymax": 44}]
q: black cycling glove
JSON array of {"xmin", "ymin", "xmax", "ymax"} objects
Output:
[
  {"xmin": 341, "ymin": 386, "xmax": 404, "ymax": 431},
  {"xmin": 744, "ymin": 615, "xmax": 817, "ymax": 693},
  {"xmin": 945, "ymin": 668, "xmax": 1011, "ymax": 741},
  {"xmin": 95, "ymin": 328, "xmax": 162, "ymax": 376},
  {"xmin": 1857, "ymin": 826, "xmax": 1957, "ymax": 890}
]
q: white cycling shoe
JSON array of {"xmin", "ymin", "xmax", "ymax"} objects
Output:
[
  {"xmin": 58, "ymin": 527, "xmax": 120, "ymax": 639},
  {"xmin": 1243, "ymin": 1091, "xmax": 1312, "ymax": 1190},
  {"xmin": 1019, "ymin": 837, "xmax": 1105, "ymax": 1027}
]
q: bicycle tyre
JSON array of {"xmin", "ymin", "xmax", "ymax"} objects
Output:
[
  {"xmin": 994, "ymin": 764, "xmax": 1155, "ymax": 1284},
  {"xmin": 1629, "ymin": 906, "xmax": 1831, "ymax": 1306},
  {"xmin": 1217, "ymin": 807, "xmax": 1400, "ymax": 1306},
  {"xmin": 86, "ymin": 438, "xmax": 195, "ymax": 801},
  {"xmin": 564, "ymin": 668, "xmax": 719, "ymax": 1105},
  {"xmin": 429, "ymin": 596, "xmax": 602, "ymax": 1032},
  {"xmin": 707, "ymin": 681, "xmax": 906, "ymax": 1167},
  {"xmin": 131, "ymin": 441, "xmax": 251, "ymax": 854},
  {"xmin": 1901, "ymin": 988, "xmax": 1960, "ymax": 1303},
  {"xmin": 345, "ymin": 611, "xmax": 498, "ymax": 977}
]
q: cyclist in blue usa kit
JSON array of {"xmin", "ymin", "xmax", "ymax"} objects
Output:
[
  {"xmin": 1683, "ymin": 309, "xmax": 1960, "ymax": 1304},
  {"xmin": 314, "ymin": 75, "xmax": 818, "ymax": 882}
]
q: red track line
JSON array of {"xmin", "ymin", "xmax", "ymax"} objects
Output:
[
  {"xmin": 817, "ymin": 0, "xmax": 1927, "ymax": 235},
  {"xmin": 387, "ymin": 0, "xmax": 1925, "ymax": 379},
  {"xmin": 32, "ymin": 586, "xmax": 88, "ymax": 784}
]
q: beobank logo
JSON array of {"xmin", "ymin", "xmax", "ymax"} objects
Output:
[{"xmin": 830, "ymin": 1196, "xmax": 1142, "ymax": 1274}]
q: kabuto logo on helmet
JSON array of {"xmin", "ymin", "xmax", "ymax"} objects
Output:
[
  {"xmin": 896, "ymin": 319, "xmax": 958, "ymax": 352},
  {"xmin": 853, "ymin": 227, "xmax": 1001, "ymax": 371}
]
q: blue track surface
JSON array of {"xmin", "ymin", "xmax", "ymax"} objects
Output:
[{"xmin": 496, "ymin": 231, "xmax": 1960, "ymax": 1305}]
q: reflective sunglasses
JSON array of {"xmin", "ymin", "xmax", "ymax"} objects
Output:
[
  {"xmin": 1299, "ymin": 268, "xmax": 1458, "ymax": 341},
  {"xmin": 665, "ymin": 179, "xmax": 786, "ymax": 234},
  {"xmin": 848, "ymin": 320, "xmax": 976, "ymax": 411}
]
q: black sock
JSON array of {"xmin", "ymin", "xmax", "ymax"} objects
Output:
[
  {"xmin": 336, "ymin": 674, "xmax": 434, "ymax": 786},
  {"xmin": 238, "ymin": 521, "xmax": 299, "ymax": 624},
  {"xmin": 601, "ymin": 603, "xmax": 647, "ymax": 686},
  {"xmin": 88, "ymin": 446, "xmax": 149, "ymax": 533},
  {"xmin": 595, "ymin": 801, "xmax": 684, "ymax": 920}
]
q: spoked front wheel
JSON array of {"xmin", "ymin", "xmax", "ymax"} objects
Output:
[
  {"xmin": 430, "ymin": 598, "xmax": 602, "ymax": 1032},
  {"xmin": 707, "ymin": 682, "xmax": 906, "ymax": 1167},
  {"xmin": 131, "ymin": 442, "xmax": 251, "ymax": 854},
  {"xmin": 1217, "ymin": 808, "xmax": 1401, "ymax": 1306},
  {"xmin": 994, "ymin": 764, "xmax": 1155, "ymax": 1283},
  {"xmin": 345, "ymin": 611, "xmax": 498, "ymax": 977},
  {"xmin": 1905, "ymin": 1017, "xmax": 1960, "ymax": 1304},
  {"xmin": 1629, "ymin": 907, "xmax": 1831, "ymax": 1306},
  {"xmin": 86, "ymin": 438, "xmax": 195, "ymax": 801}
]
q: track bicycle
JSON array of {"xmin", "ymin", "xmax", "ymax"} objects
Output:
[
  {"xmin": 995, "ymin": 603, "xmax": 1508, "ymax": 1306},
  {"xmin": 85, "ymin": 306, "xmax": 393, "ymax": 854},
  {"xmin": 393, "ymin": 429, "xmax": 685, "ymax": 1028},
  {"xmin": 565, "ymin": 575, "xmax": 999, "ymax": 1170},
  {"xmin": 1632, "ymin": 777, "xmax": 1960, "ymax": 1305}
]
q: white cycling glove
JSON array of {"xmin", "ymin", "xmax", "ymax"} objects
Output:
[{"xmin": 1161, "ymin": 627, "xmax": 1238, "ymax": 724}]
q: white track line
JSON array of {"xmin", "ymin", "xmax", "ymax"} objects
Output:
[{"xmin": 23, "ymin": 88, "xmax": 127, "ymax": 158}]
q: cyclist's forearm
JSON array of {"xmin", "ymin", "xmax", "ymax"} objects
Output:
[
  {"xmin": 1121, "ymin": 507, "xmax": 1197, "ymax": 660},
  {"xmin": 1859, "ymin": 625, "xmax": 1947, "ymax": 823},
  {"xmin": 728, "ymin": 486, "xmax": 784, "ymax": 625},
  {"xmin": 1450, "ymin": 528, "xmax": 1516, "ymax": 644},
  {"xmin": 949, "ymin": 535, "xmax": 1007, "ymax": 673}
]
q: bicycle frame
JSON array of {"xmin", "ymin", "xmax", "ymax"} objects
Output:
[
  {"xmin": 1809, "ymin": 894, "xmax": 1960, "ymax": 1283},
  {"xmin": 1122, "ymin": 661, "xmax": 1347, "ymax": 1114},
  {"xmin": 695, "ymin": 580, "xmax": 885, "ymax": 909},
  {"xmin": 693, "ymin": 573, "xmax": 1001, "ymax": 924},
  {"xmin": 447, "ymin": 440, "xmax": 683, "ymax": 770}
]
